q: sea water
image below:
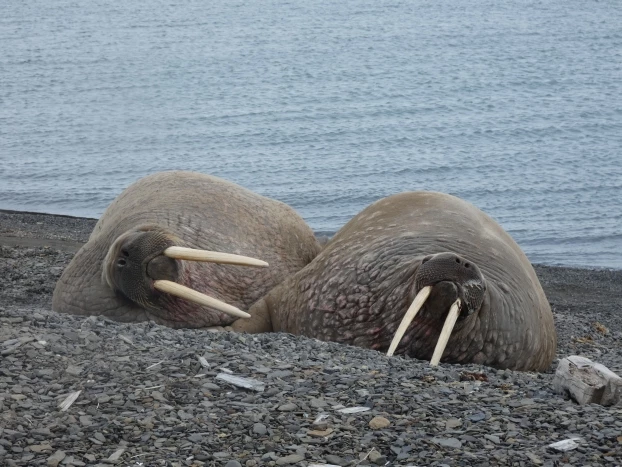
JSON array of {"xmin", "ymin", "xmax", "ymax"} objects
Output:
[{"xmin": 1, "ymin": 0, "xmax": 621, "ymax": 268}]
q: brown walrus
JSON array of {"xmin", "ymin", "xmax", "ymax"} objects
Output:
[
  {"xmin": 233, "ymin": 191, "xmax": 557, "ymax": 371},
  {"xmin": 52, "ymin": 171, "xmax": 321, "ymax": 328}
]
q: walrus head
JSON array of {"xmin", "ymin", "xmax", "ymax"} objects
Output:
[{"xmin": 101, "ymin": 224, "xmax": 267, "ymax": 322}]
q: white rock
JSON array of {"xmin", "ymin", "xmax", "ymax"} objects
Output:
[
  {"xmin": 336, "ymin": 406, "xmax": 370, "ymax": 414},
  {"xmin": 215, "ymin": 373, "xmax": 265, "ymax": 392},
  {"xmin": 553, "ymin": 355, "xmax": 622, "ymax": 406},
  {"xmin": 548, "ymin": 437, "xmax": 584, "ymax": 451}
]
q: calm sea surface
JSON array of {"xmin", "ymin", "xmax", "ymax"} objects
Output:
[{"xmin": 1, "ymin": 0, "xmax": 621, "ymax": 268}]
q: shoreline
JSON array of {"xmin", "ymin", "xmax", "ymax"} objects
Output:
[
  {"xmin": 1, "ymin": 208, "xmax": 621, "ymax": 465},
  {"xmin": 0, "ymin": 208, "xmax": 99, "ymax": 220},
  {"xmin": 1, "ymin": 208, "xmax": 620, "ymax": 272}
]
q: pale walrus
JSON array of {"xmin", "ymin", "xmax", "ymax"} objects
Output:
[
  {"xmin": 232, "ymin": 192, "xmax": 557, "ymax": 371},
  {"xmin": 52, "ymin": 171, "xmax": 321, "ymax": 328}
]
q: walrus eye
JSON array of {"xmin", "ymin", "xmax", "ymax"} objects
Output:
[{"xmin": 117, "ymin": 258, "xmax": 127, "ymax": 267}]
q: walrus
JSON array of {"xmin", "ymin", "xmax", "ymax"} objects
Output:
[
  {"xmin": 232, "ymin": 192, "xmax": 557, "ymax": 371},
  {"xmin": 52, "ymin": 171, "xmax": 321, "ymax": 328}
]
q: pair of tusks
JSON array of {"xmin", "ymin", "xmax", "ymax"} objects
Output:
[
  {"xmin": 152, "ymin": 246, "xmax": 269, "ymax": 319},
  {"xmin": 386, "ymin": 285, "xmax": 462, "ymax": 366}
]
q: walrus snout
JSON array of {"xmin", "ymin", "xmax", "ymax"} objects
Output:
[
  {"xmin": 102, "ymin": 226, "xmax": 177, "ymax": 308},
  {"xmin": 415, "ymin": 252, "xmax": 486, "ymax": 315},
  {"xmin": 387, "ymin": 252, "xmax": 487, "ymax": 363},
  {"xmin": 146, "ymin": 255, "xmax": 179, "ymax": 283}
]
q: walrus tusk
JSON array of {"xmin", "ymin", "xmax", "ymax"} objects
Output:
[
  {"xmin": 429, "ymin": 298, "xmax": 461, "ymax": 366},
  {"xmin": 153, "ymin": 280, "xmax": 251, "ymax": 319},
  {"xmin": 164, "ymin": 246, "xmax": 269, "ymax": 268},
  {"xmin": 387, "ymin": 286, "xmax": 432, "ymax": 357}
]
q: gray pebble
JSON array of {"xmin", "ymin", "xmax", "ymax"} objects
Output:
[
  {"xmin": 47, "ymin": 450, "xmax": 66, "ymax": 467},
  {"xmin": 275, "ymin": 454, "xmax": 305, "ymax": 465},
  {"xmin": 252, "ymin": 423, "xmax": 267, "ymax": 436}
]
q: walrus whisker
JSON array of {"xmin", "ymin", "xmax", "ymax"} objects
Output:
[
  {"xmin": 429, "ymin": 299, "xmax": 461, "ymax": 366},
  {"xmin": 386, "ymin": 285, "xmax": 432, "ymax": 357},
  {"xmin": 153, "ymin": 280, "xmax": 251, "ymax": 319},
  {"xmin": 164, "ymin": 246, "xmax": 269, "ymax": 268}
]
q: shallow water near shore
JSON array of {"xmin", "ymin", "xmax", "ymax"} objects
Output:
[{"xmin": 1, "ymin": 0, "xmax": 621, "ymax": 268}]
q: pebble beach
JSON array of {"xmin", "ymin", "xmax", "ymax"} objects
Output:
[{"xmin": 1, "ymin": 210, "xmax": 621, "ymax": 466}]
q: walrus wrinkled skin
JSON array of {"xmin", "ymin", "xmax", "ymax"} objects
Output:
[
  {"xmin": 52, "ymin": 171, "xmax": 321, "ymax": 328},
  {"xmin": 234, "ymin": 192, "xmax": 557, "ymax": 371}
]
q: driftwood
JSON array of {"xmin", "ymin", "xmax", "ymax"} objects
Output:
[{"xmin": 553, "ymin": 356, "xmax": 622, "ymax": 406}]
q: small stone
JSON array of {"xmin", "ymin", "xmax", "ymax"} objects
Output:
[
  {"xmin": 275, "ymin": 454, "xmax": 304, "ymax": 465},
  {"xmin": 325, "ymin": 455, "xmax": 346, "ymax": 465},
  {"xmin": 224, "ymin": 461, "xmax": 243, "ymax": 467},
  {"xmin": 336, "ymin": 406, "xmax": 370, "ymax": 414},
  {"xmin": 65, "ymin": 365, "xmax": 82, "ymax": 376},
  {"xmin": 310, "ymin": 398, "xmax": 327, "ymax": 408},
  {"xmin": 178, "ymin": 410, "xmax": 193, "ymax": 420},
  {"xmin": 307, "ymin": 428, "xmax": 333, "ymax": 437},
  {"xmin": 368, "ymin": 450, "xmax": 386, "ymax": 465},
  {"xmin": 525, "ymin": 452, "xmax": 543, "ymax": 465},
  {"xmin": 432, "ymin": 437, "xmax": 462, "ymax": 449},
  {"xmin": 468, "ymin": 412, "xmax": 486, "ymax": 422},
  {"xmin": 313, "ymin": 413, "xmax": 329, "ymax": 427},
  {"xmin": 278, "ymin": 402, "xmax": 297, "ymax": 412},
  {"xmin": 548, "ymin": 437, "xmax": 584, "ymax": 451},
  {"xmin": 253, "ymin": 423, "xmax": 267, "ymax": 435},
  {"xmin": 79, "ymin": 415, "xmax": 92, "ymax": 427},
  {"xmin": 31, "ymin": 428, "xmax": 53, "ymax": 438},
  {"xmin": 107, "ymin": 448, "xmax": 125, "ymax": 463},
  {"xmin": 445, "ymin": 418, "xmax": 461, "ymax": 429},
  {"xmin": 202, "ymin": 383, "xmax": 220, "ymax": 390},
  {"xmin": 64, "ymin": 331, "xmax": 80, "ymax": 341},
  {"xmin": 29, "ymin": 444, "xmax": 53, "ymax": 453},
  {"xmin": 47, "ymin": 450, "xmax": 66, "ymax": 467},
  {"xmin": 215, "ymin": 373, "xmax": 265, "ymax": 392},
  {"xmin": 369, "ymin": 416, "xmax": 390, "ymax": 429}
]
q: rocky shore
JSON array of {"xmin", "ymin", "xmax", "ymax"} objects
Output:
[{"xmin": 1, "ymin": 210, "xmax": 621, "ymax": 466}]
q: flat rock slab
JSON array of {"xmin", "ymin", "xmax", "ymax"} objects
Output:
[{"xmin": 553, "ymin": 355, "xmax": 622, "ymax": 406}]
